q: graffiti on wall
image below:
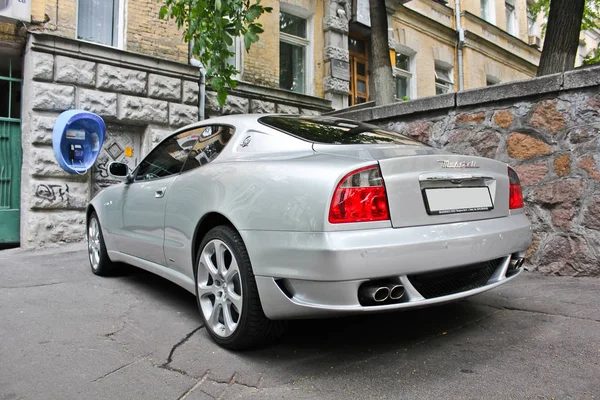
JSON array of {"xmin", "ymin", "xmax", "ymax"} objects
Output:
[
  {"xmin": 35, "ymin": 183, "xmax": 69, "ymax": 203},
  {"xmin": 92, "ymin": 124, "xmax": 143, "ymax": 197}
]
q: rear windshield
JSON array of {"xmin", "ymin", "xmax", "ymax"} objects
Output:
[{"xmin": 259, "ymin": 115, "xmax": 427, "ymax": 146}]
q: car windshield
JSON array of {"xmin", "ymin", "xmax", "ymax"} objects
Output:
[{"xmin": 258, "ymin": 116, "xmax": 427, "ymax": 146}]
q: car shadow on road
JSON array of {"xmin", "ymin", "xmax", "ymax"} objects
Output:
[{"xmin": 110, "ymin": 262, "xmax": 496, "ymax": 355}]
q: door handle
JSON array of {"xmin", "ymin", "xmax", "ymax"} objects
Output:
[{"xmin": 155, "ymin": 187, "xmax": 167, "ymax": 198}]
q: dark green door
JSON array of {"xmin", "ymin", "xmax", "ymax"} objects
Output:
[{"xmin": 0, "ymin": 58, "xmax": 22, "ymax": 244}]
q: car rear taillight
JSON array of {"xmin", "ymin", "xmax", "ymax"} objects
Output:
[
  {"xmin": 329, "ymin": 165, "xmax": 390, "ymax": 223},
  {"xmin": 508, "ymin": 167, "xmax": 524, "ymax": 209}
]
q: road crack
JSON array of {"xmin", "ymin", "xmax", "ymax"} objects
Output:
[
  {"xmin": 0, "ymin": 282, "xmax": 64, "ymax": 289},
  {"xmin": 156, "ymin": 325, "xmax": 205, "ymax": 379},
  {"xmin": 177, "ymin": 373, "xmax": 209, "ymax": 400},
  {"xmin": 478, "ymin": 303, "xmax": 600, "ymax": 323},
  {"xmin": 163, "ymin": 325, "xmax": 204, "ymax": 366},
  {"xmin": 92, "ymin": 354, "xmax": 151, "ymax": 383}
]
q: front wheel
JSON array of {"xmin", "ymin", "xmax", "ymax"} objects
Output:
[
  {"xmin": 87, "ymin": 211, "xmax": 116, "ymax": 276},
  {"xmin": 195, "ymin": 225, "xmax": 286, "ymax": 349}
]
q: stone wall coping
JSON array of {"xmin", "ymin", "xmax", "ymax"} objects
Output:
[
  {"xmin": 456, "ymin": 73, "xmax": 563, "ymax": 107},
  {"xmin": 334, "ymin": 93, "xmax": 455, "ymax": 121},
  {"xmin": 231, "ymin": 82, "xmax": 333, "ymax": 112},
  {"xmin": 563, "ymin": 64, "xmax": 600, "ymax": 90},
  {"xmin": 332, "ymin": 66, "xmax": 600, "ymax": 122},
  {"xmin": 28, "ymin": 33, "xmax": 200, "ymax": 81}
]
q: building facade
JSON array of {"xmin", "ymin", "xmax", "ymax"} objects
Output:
[{"xmin": 0, "ymin": 0, "xmax": 548, "ymax": 247}]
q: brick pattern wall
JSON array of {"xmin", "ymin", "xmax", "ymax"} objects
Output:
[
  {"xmin": 30, "ymin": 0, "xmax": 187, "ymax": 62},
  {"xmin": 335, "ymin": 67, "xmax": 600, "ymax": 277},
  {"xmin": 126, "ymin": 0, "xmax": 188, "ymax": 62},
  {"xmin": 243, "ymin": 0, "xmax": 281, "ymax": 89}
]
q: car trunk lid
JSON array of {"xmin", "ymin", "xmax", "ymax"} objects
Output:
[{"xmin": 313, "ymin": 144, "xmax": 509, "ymax": 228}]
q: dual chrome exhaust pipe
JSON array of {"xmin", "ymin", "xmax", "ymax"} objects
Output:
[
  {"xmin": 359, "ymin": 282, "xmax": 405, "ymax": 305},
  {"xmin": 509, "ymin": 257, "xmax": 525, "ymax": 270}
]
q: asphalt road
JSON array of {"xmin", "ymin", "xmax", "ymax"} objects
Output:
[{"xmin": 1, "ymin": 244, "xmax": 599, "ymax": 400}]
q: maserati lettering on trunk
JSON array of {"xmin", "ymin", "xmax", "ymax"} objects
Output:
[{"xmin": 437, "ymin": 160, "xmax": 480, "ymax": 169}]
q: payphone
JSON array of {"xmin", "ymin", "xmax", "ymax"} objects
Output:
[{"xmin": 52, "ymin": 110, "xmax": 106, "ymax": 174}]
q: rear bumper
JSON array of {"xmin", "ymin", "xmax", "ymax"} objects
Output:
[{"xmin": 240, "ymin": 213, "xmax": 531, "ymax": 319}]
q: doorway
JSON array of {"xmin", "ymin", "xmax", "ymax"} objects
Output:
[
  {"xmin": 348, "ymin": 35, "xmax": 369, "ymax": 105},
  {"xmin": 0, "ymin": 56, "xmax": 22, "ymax": 245}
]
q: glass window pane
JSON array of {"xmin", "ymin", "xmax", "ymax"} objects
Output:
[
  {"xmin": 135, "ymin": 130, "xmax": 200, "ymax": 181},
  {"xmin": 357, "ymin": 80, "xmax": 367, "ymax": 94},
  {"xmin": 280, "ymin": 12, "xmax": 307, "ymax": 38},
  {"xmin": 436, "ymin": 85, "xmax": 446, "ymax": 95},
  {"xmin": 78, "ymin": 0, "xmax": 118, "ymax": 46},
  {"xmin": 226, "ymin": 40, "xmax": 237, "ymax": 68},
  {"xmin": 480, "ymin": 0, "xmax": 488, "ymax": 20},
  {"xmin": 435, "ymin": 67, "xmax": 450, "ymax": 82},
  {"xmin": 279, "ymin": 41, "xmax": 305, "ymax": 93},
  {"xmin": 395, "ymin": 53, "xmax": 410, "ymax": 70},
  {"xmin": 10, "ymin": 81, "xmax": 21, "ymax": 120},
  {"xmin": 259, "ymin": 116, "xmax": 428, "ymax": 146},
  {"xmin": 356, "ymin": 62, "xmax": 366, "ymax": 76},
  {"xmin": 349, "ymin": 38, "xmax": 366, "ymax": 54},
  {"xmin": 395, "ymin": 76, "xmax": 408, "ymax": 99},
  {"xmin": 182, "ymin": 126, "xmax": 234, "ymax": 172}
]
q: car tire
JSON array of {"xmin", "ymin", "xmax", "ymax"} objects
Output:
[
  {"xmin": 195, "ymin": 225, "xmax": 286, "ymax": 349},
  {"xmin": 87, "ymin": 211, "xmax": 116, "ymax": 276}
]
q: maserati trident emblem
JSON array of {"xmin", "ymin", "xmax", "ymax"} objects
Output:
[
  {"xmin": 240, "ymin": 136, "xmax": 252, "ymax": 147},
  {"xmin": 437, "ymin": 160, "xmax": 480, "ymax": 169}
]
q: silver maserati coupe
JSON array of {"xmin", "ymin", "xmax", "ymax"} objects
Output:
[{"xmin": 87, "ymin": 114, "xmax": 532, "ymax": 349}]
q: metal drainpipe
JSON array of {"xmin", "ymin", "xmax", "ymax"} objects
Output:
[
  {"xmin": 198, "ymin": 69, "xmax": 206, "ymax": 121},
  {"xmin": 189, "ymin": 58, "xmax": 206, "ymax": 121},
  {"xmin": 455, "ymin": 0, "xmax": 465, "ymax": 92},
  {"xmin": 188, "ymin": 40, "xmax": 206, "ymax": 121}
]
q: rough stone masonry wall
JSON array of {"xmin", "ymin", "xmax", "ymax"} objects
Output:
[
  {"xmin": 19, "ymin": 33, "xmax": 330, "ymax": 248},
  {"xmin": 334, "ymin": 65, "xmax": 600, "ymax": 277}
]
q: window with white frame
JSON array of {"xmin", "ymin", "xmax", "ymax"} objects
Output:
[
  {"xmin": 226, "ymin": 37, "xmax": 243, "ymax": 78},
  {"xmin": 393, "ymin": 52, "xmax": 412, "ymax": 100},
  {"xmin": 480, "ymin": 0, "xmax": 496, "ymax": 24},
  {"xmin": 527, "ymin": 10, "xmax": 535, "ymax": 36},
  {"xmin": 505, "ymin": 0, "xmax": 517, "ymax": 36},
  {"xmin": 279, "ymin": 10, "xmax": 311, "ymax": 94},
  {"xmin": 77, "ymin": 0, "xmax": 123, "ymax": 47},
  {"xmin": 435, "ymin": 66, "xmax": 453, "ymax": 95},
  {"xmin": 578, "ymin": 42, "xmax": 587, "ymax": 66}
]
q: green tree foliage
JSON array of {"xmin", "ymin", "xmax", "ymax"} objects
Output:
[
  {"xmin": 583, "ymin": 44, "xmax": 600, "ymax": 65},
  {"xmin": 528, "ymin": 0, "xmax": 600, "ymax": 33},
  {"xmin": 159, "ymin": 0, "xmax": 272, "ymax": 106}
]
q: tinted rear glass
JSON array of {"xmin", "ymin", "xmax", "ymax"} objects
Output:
[{"xmin": 259, "ymin": 116, "xmax": 427, "ymax": 146}]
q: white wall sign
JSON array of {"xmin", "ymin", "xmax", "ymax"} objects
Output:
[{"xmin": 0, "ymin": 0, "xmax": 31, "ymax": 23}]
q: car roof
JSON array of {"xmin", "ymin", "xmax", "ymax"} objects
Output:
[{"xmin": 173, "ymin": 114, "xmax": 280, "ymax": 133}]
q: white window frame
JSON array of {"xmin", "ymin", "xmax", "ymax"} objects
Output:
[
  {"xmin": 435, "ymin": 65, "xmax": 454, "ymax": 95},
  {"xmin": 392, "ymin": 50, "xmax": 415, "ymax": 100},
  {"xmin": 480, "ymin": 0, "xmax": 496, "ymax": 25},
  {"xmin": 577, "ymin": 42, "xmax": 587, "ymax": 66},
  {"xmin": 227, "ymin": 36, "xmax": 244, "ymax": 80},
  {"xmin": 279, "ymin": 3, "xmax": 314, "ymax": 96},
  {"xmin": 505, "ymin": 0, "xmax": 517, "ymax": 36},
  {"xmin": 76, "ymin": 0, "xmax": 126, "ymax": 49}
]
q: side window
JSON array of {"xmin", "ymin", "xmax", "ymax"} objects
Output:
[
  {"xmin": 135, "ymin": 128, "xmax": 205, "ymax": 181},
  {"xmin": 181, "ymin": 125, "xmax": 234, "ymax": 173}
]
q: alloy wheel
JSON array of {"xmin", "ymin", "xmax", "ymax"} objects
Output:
[
  {"xmin": 88, "ymin": 217, "xmax": 101, "ymax": 270},
  {"xmin": 197, "ymin": 239, "xmax": 243, "ymax": 338}
]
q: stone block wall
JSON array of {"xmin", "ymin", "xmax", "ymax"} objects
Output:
[
  {"xmin": 19, "ymin": 33, "xmax": 331, "ymax": 248},
  {"xmin": 333, "ymin": 66, "xmax": 600, "ymax": 277}
]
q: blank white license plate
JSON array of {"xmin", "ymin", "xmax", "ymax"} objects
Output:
[{"xmin": 424, "ymin": 187, "xmax": 493, "ymax": 215}]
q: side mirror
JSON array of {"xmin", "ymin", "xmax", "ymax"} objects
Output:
[{"xmin": 108, "ymin": 162, "xmax": 132, "ymax": 183}]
